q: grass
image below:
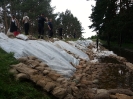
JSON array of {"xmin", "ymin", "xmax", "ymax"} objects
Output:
[
  {"xmin": 98, "ymin": 39, "xmax": 133, "ymax": 51},
  {"xmin": 0, "ymin": 48, "xmax": 55, "ymax": 99}
]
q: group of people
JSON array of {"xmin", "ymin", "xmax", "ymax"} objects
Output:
[
  {"xmin": 9, "ymin": 13, "xmax": 58, "ymax": 39},
  {"xmin": 37, "ymin": 13, "xmax": 53, "ymax": 39}
]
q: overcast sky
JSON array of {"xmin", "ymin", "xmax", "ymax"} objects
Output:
[{"xmin": 51, "ymin": 0, "xmax": 96, "ymax": 38}]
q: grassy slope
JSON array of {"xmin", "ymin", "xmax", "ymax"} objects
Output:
[{"xmin": 0, "ymin": 48, "xmax": 54, "ymax": 99}]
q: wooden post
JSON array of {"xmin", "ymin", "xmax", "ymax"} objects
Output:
[{"xmin": 96, "ymin": 32, "xmax": 99, "ymax": 51}]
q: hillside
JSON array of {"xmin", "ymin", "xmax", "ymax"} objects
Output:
[{"xmin": 0, "ymin": 32, "xmax": 133, "ymax": 99}]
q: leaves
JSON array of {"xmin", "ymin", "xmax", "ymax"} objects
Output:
[
  {"xmin": 55, "ymin": 9, "xmax": 83, "ymax": 38},
  {"xmin": 89, "ymin": 0, "xmax": 133, "ymax": 45}
]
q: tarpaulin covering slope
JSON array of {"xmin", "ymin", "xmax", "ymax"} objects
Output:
[
  {"xmin": 68, "ymin": 40, "xmax": 93, "ymax": 51},
  {"xmin": 53, "ymin": 41, "xmax": 89, "ymax": 60},
  {"xmin": 0, "ymin": 33, "xmax": 90, "ymax": 77}
]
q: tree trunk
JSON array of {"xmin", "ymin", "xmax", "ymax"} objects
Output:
[
  {"xmin": 107, "ymin": 32, "xmax": 110, "ymax": 50},
  {"xmin": 119, "ymin": 32, "xmax": 122, "ymax": 47},
  {"xmin": 2, "ymin": 1, "xmax": 8, "ymax": 34},
  {"xmin": 96, "ymin": 32, "xmax": 99, "ymax": 51},
  {"xmin": 119, "ymin": 0, "xmax": 122, "ymax": 47}
]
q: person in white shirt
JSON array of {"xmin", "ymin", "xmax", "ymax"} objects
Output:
[{"xmin": 22, "ymin": 13, "xmax": 29, "ymax": 35}]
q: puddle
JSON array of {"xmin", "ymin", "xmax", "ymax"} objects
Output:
[
  {"xmin": 99, "ymin": 56, "xmax": 121, "ymax": 64},
  {"xmin": 103, "ymin": 45, "xmax": 133, "ymax": 64},
  {"xmin": 98, "ymin": 65, "xmax": 133, "ymax": 91}
]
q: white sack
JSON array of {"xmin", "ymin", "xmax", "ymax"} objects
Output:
[{"xmin": 16, "ymin": 34, "xmax": 28, "ymax": 40}]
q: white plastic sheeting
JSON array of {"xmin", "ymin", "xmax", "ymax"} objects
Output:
[
  {"xmin": 92, "ymin": 48, "xmax": 116, "ymax": 57},
  {"xmin": 0, "ymin": 32, "xmax": 117, "ymax": 77},
  {"xmin": 53, "ymin": 40, "xmax": 89, "ymax": 60},
  {"xmin": 68, "ymin": 40, "xmax": 93, "ymax": 51},
  {"xmin": 75, "ymin": 40, "xmax": 93, "ymax": 48},
  {"xmin": 0, "ymin": 33, "xmax": 81, "ymax": 77},
  {"xmin": 67, "ymin": 41, "xmax": 88, "ymax": 51}
]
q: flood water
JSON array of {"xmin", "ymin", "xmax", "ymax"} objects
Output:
[
  {"xmin": 98, "ymin": 64, "xmax": 133, "ymax": 91},
  {"xmin": 95, "ymin": 44, "xmax": 133, "ymax": 90},
  {"xmin": 103, "ymin": 46, "xmax": 133, "ymax": 64}
]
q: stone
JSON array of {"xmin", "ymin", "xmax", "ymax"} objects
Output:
[
  {"xmin": 10, "ymin": 63, "xmax": 23, "ymax": 68},
  {"xmin": 34, "ymin": 59, "xmax": 42, "ymax": 63},
  {"xmin": 44, "ymin": 67, "xmax": 51, "ymax": 71},
  {"xmin": 35, "ymin": 66, "xmax": 45, "ymax": 71},
  {"xmin": 80, "ymin": 80, "xmax": 92, "ymax": 85},
  {"xmin": 39, "ymin": 62, "xmax": 48, "ymax": 67},
  {"xmin": 92, "ymin": 79, "xmax": 99, "ymax": 84},
  {"xmin": 30, "ymin": 74, "xmax": 44, "ymax": 83},
  {"xmin": 36, "ymin": 79, "xmax": 47, "ymax": 88},
  {"xmin": 89, "ymin": 93, "xmax": 96, "ymax": 99},
  {"xmin": 43, "ymin": 70, "xmax": 50, "ymax": 75},
  {"xmin": 18, "ymin": 57, "xmax": 28, "ymax": 62},
  {"xmin": 48, "ymin": 71, "xmax": 60, "ymax": 81},
  {"xmin": 76, "ymin": 84, "xmax": 87, "ymax": 88},
  {"xmin": 125, "ymin": 62, "xmax": 133, "ymax": 70},
  {"xmin": 97, "ymin": 89, "xmax": 108, "ymax": 94},
  {"xmin": 108, "ymin": 89, "xmax": 133, "ymax": 96},
  {"xmin": 76, "ymin": 65, "xmax": 82, "ymax": 69},
  {"xmin": 44, "ymin": 82, "xmax": 56, "ymax": 92},
  {"xmin": 64, "ymin": 94, "xmax": 74, "ymax": 99},
  {"xmin": 115, "ymin": 93, "xmax": 133, "ymax": 99},
  {"xmin": 94, "ymin": 92, "xmax": 110, "ymax": 99},
  {"xmin": 52, "ymin": 87, "xmax": 67, "ymax": 99},
  {"xmin": 56, "ymin": 77, "xmax": 65, "ymax": 83},
  {"xmin": 71, "ymin": 86, "xmax": 79, "ymax": 93},
  {"xmin": 79, "ymin": 61, "xmax": 85, "ymax": 65},
  {"xmin": 74, "ymin": 74, "xmax": 82, "ymax": 81},
  {"xmin": 27, "ymin": 60, "xmax": 40, "ymax": 67},
  {"xmin": 70, "ymin": 82, "xmax": 77, "ymax": 86},
  {"xmin": 14, "ymin": 63, "xmax": 38, "ymax": 75},
  {"xmin": 26, "ymin": 60, "xmax": 34, "ymax": 64},
  {"xmin": 110, "ymin": 95, "xmax": 117, "ymax": 99},
  {"xmin": 16, "ymin": 73, "xmax": 29, "ymax": 80},
  {"xmin": 28, "ymin": 56, "xmax": 37, "ymax": 60},
  {"xmin": 9, "ymin": 68, "xmax": 18, "ymax": 74}
]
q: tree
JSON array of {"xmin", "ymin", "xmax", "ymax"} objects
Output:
[
  {"xmin": 89, "ymin": 0, "xmax": 133, "ymax": 48},
  {"xmin": 0, "ymin": 0, "xmax": 56, "ymax": 35},
  {"xmin": 55, "ymin": 9, "xmax": 83, "ymax": 39}
]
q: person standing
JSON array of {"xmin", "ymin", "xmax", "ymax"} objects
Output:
[
  {"xmin": 10, "ymin": 15, "xmax": 19, "ymax": 33},
  {"xmin": 48, "ymin": 18, "xmax": 53, "ymax": 38},
  {"xmin": 38, "ymin": 13, "xmax": 48, "ymax": 39},
  {"xmin": 22, "ymin": 13, "xmax": 30, "ymax": 35}
]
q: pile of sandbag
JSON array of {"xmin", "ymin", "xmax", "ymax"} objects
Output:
[{"xmin": 10, "ymin": 56, "xmax": 79, "ymax": 99}]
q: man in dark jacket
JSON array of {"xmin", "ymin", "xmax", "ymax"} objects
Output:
[
  {"xmin": 48, "ymin": 18, "xmax": 53, "ymax": 38},
  {"xmin": 38, "ymin": 13, "xmax": 48, "ymax": 39}
]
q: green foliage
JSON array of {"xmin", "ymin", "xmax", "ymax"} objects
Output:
[
  {"xmin": 89, "ymin": 0, "xmax": 133, "ymax": 47},
  {"xmin": 54, "ymin": 9, "xmax": 83, "ymax": 39},
  {"xmin": 90, "ymin": 35, "xmax": 97, "ymax": 39},
  {"xmin": 0, "ymin": 0, "xmax": 56, "ymax": 35},
  {"xmin": 0, "ymin": 48, "xmax": 54, "ymax": 99},
  {"xmin": 100, "ymin": 39, "xmax": 133, "ymax": 50},
  {"xmin": 0, "ymin": 0, "xmax": 83, "ymax": 39}
]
